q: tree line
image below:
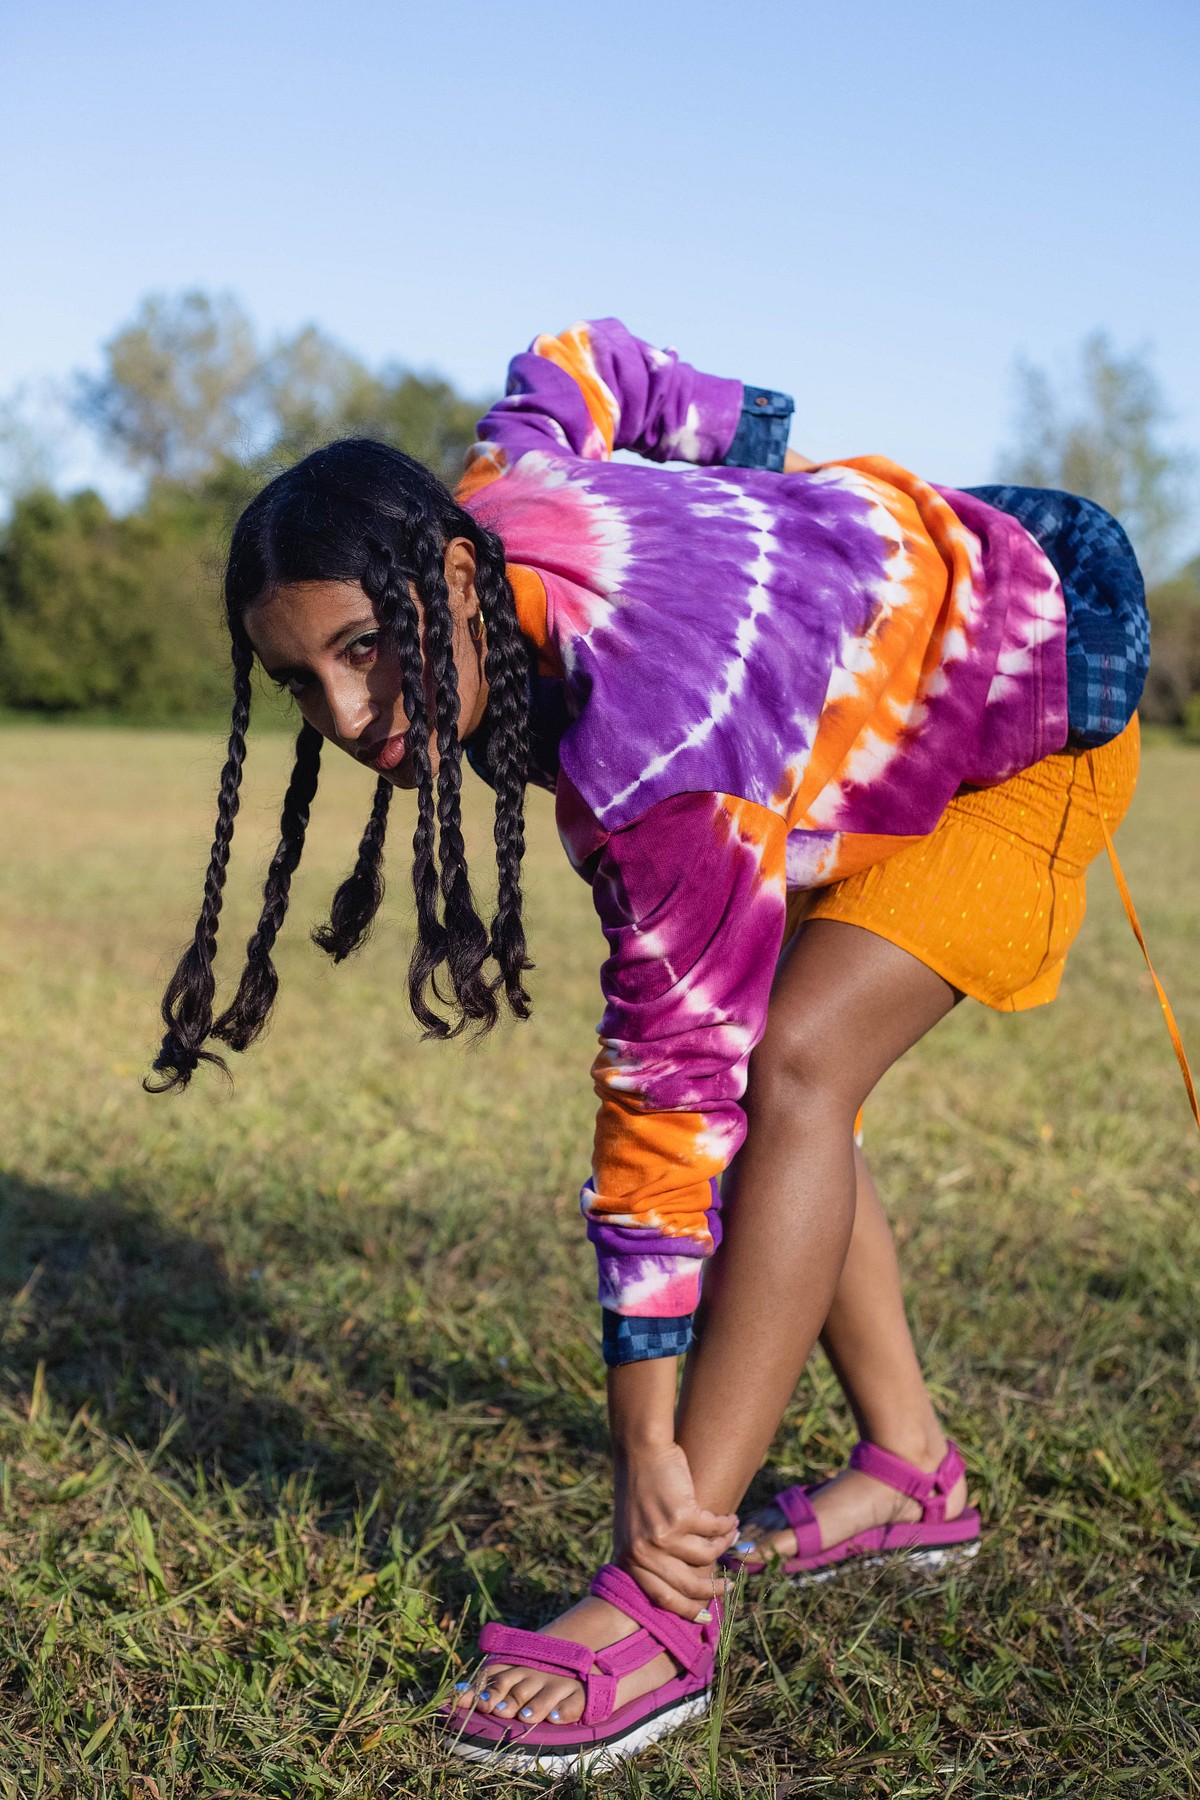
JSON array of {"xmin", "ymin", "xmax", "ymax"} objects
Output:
[
  {"xmin": 1, "ymin": 294, "xmax": 1197, "ymax": 729},
  {"xmin": 0, "ymin": 292, "xmax": 483, "ymax": 719}
]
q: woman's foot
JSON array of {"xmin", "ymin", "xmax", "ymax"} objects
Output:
[
  {"xmin": 451, "ymin": 1591, "xmax": 686, "ymax": 1730},
  {"xmin": 729, "ymin": 1432, "xmax": 968, "ymax": 1564}
]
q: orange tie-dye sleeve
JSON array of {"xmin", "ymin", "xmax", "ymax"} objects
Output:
[{"xmin": 581, "ymin": 791, "xmax": 788, "ymax": 1326}]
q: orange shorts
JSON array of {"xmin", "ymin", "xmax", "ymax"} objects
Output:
[{"xmin": 784, "ymin": 716, "xmax": 1141, "ymax": 1011}]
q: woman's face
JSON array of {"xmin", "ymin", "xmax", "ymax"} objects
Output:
[{"xmin": 243, "ymin": 539, "xmax": 489, "ymax": 789}]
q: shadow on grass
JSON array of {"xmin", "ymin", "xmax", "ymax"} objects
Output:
[
  {"xmin": 0, "ymin": 1169, "xmax": 605, "ymax": 1529},
  {"xmin": 0, "ymin": 1169, "xmax": 405, "ymax": 1506}
]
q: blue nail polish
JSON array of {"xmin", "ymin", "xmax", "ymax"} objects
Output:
[
  {"xmin": 519, "ymin": 1706, "xmax": 533, "ymax": 1719},
  {"xmin": 454, "ymin": 1680, "xmax": 470, "ymax": 1691},
  {"xmin": 736, "ymin": 1540, "xmax": 754, "ymax": 1553},
  {"xmin": 495, "ymin": 1700, "xmax": 507, "ymax": 1711},
  {"xmin": 479, "ymin": 1690, "xmax": 490, "ymax": 1701},
  {"xmin": 550, "ymin": 1709, "xmax": 560, "ymax": 1721}
]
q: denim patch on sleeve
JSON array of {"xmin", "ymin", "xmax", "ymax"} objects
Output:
[
  {"xmin": 722, "ymin": 386, "xmax": 795, "ymax": 472},
  {"xmin": 601, "ymin": 1310, "xmax": 695, "ymax": 1367}
]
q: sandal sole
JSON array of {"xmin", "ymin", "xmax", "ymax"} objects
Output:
[
  {"xmin": 787, "ymin": 1536, "xmax": 981, "ymax": 1588},
  {"xmin": 447, "ymin": 1688, "xmax": 710, "ymax": 1774}
]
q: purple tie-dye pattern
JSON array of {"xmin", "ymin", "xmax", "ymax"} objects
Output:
[
  {"xmin": 561, "ymin": 785, "xmax": 788, "ymax": 1319},
  {"xmin": 471, "ymin": 454, "xmax": 907, "ymax": 826},
  {"xmin": 478, "ymin": 318, "xmax": 743, "ymax": 466},
  {"xmin": 938, "ymin": 485, "xmax": 1070, "ymax": 777},
  {"xmin": 459, "ymin": 321, "xmax": 1072, "ymax": 1334},
  {"xmin": 466, "ymin": 325, "xmax": 1069, "ymax": 852}
]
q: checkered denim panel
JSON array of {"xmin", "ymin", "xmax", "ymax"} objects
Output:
[
  {"xmin": 602, "ymin": 1310, "xmax": 695, "ymax": 1367},
  {"xmin": 965, "ymin": 485, "xmax": 1149, "ymax": 749},
  {"xmin": 722, "ymin": 386, "xmax": 795, "ymax": 472}
]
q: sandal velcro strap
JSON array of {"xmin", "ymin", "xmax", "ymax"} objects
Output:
[
  {"xmin": 477, "ymin": 1622, "xmax": 594, "ymax": 1681},
  {"xmin": 774, "ymin": 1484, "xmax": 823, "ymax": 1557},
  {"xmin": 479, "ymin": 1621, "xmax": 634, "ymax": 1726},
  {"xmin": 589, "ymin": 1563, "xmax": 713, "ymax": 1677},
  {"xmin": 593, "ymin": 1628, "xmax": 658, "ymax": 1682},
  {"xmin": 849, "ymin": 1439, "xmax": 966, "ymax": 1523}
]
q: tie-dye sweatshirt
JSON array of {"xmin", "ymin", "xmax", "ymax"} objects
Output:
[{"xmin": 459, "ymin": 319, "xmax": 1069, "ymax": 1364}]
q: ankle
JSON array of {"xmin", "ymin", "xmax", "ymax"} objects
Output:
[{"xmin": 857, "ymin": 1419, "xmax": 948, "ymax": 1472}]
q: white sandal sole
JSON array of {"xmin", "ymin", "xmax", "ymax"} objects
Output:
[
  {"xmin": 787, "ymin": 1536, "xmax": 981, "ymax": 1588},
  {"xmin": 447, "ymin": 1689, "xmax": 710, "ymax": 1774}
]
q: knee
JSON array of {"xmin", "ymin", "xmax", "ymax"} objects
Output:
[{"xmin": 748, "ymin": 1017, "xmax": 862, "ymax": 1125}]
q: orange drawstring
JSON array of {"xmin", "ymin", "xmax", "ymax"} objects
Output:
[{"xmin": 1088, "ymin": 751, "xmax": 1199, "ymax": 1131}]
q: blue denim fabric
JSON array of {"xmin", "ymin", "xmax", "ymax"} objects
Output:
[
  {"xmin": 602, "ymin": 1309, "xmax": 695, "ymax": 1367},
  {"xmin": 965, "ymin": 485, "xmax": 1149, "ymax": 749},
  {"xmin": 722, "ymin": 385, "xmax": 795, "ymax": 472}
]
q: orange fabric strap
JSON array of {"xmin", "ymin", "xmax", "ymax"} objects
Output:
[{"xmin": 1087, "ymin": 751, "xmax": 1199, "ymax": 1131}]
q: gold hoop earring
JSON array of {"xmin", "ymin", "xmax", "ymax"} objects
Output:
[{"xmin": 469, "ymin": 611, "xmax": 485, "ymax": 644}]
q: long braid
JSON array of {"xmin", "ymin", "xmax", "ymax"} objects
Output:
[
  {"xmin": 312, "ymin": 775, "xmax": 392, "ymax": 961},
  {"xmin": 413, "ymin": 526, "xmax": 493, "ymax": 1027},
  {"xmin": 145, "ymin": 635, "xmax": 254, "ymax": 1091},
  {"xmin": 149, "ymin": 438, "xmax": 538, "ymax": 1092},
  {"xmin": 474, "ymin": 535, "xmax": 533, "ymax": 1017},
  {"xmin": 212, "ymin": 721, "xmax": 323, "ymax": 1051},
  {"xmin": 361, "ymin": 541, "xmax": 450, "ymax": 1035}
]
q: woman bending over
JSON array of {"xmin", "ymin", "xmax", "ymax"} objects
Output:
[{"xmin": 151, "ymin": 319, "xmax": 1148, "ymax": 1774}]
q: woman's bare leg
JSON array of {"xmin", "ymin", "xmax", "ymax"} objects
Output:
[
  {"xmin": 458, "ymin": 922, "xmax": 960, "ymax": 1727},
  {"xmin": 732, "ymin": 1147, "xmax": 967, "ymax": 1559},
  {"xmin": 674, "ymin": 921, "xmax": 958, "ymax": 1514}
]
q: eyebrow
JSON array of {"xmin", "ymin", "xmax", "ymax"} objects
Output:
[{"xmin": 259, "ymin": 614, "xmax": 378, "ymax": 682}]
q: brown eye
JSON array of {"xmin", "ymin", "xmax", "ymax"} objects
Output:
[{"xmin": 346, "ymin": 631, "xmax": 380, "ymax": 664}]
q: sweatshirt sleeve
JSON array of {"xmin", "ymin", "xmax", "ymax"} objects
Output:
[
  {"xmin": 472, "ymin": 318, "xmax": 790, "ymax": 471},
  {"xmin": 562, "ymin": 781, "xmax": 789, "ymax": 1366}
]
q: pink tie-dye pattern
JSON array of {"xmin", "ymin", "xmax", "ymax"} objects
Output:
[
  {"xmin": 460, "ymin": 320, "xmax": 1071, "ymax": 1331},
  {"xmin": 570, "ymin": 787, "xmax": 788, "ymax": 1317}
]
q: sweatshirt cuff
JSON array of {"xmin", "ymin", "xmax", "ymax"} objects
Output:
[
  {"xmin": 602, "ymin": 1309, "xmax": 695, "ymax": 1367},
  {"xmin": 722, "ymin": 385, "xmax": 795, "ymax": 471}
]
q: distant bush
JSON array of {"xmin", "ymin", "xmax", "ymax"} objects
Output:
[
  {"xmin": 0, "ymin": 480, "xmax": 236, "ymax": 717},
  {"xmin": 0, "ymin": 291, "xmax": 488, "ymax": 720},
  {"xmin": 1142, "ymin": 561, "xmax": 1200, "ymax": 730}
]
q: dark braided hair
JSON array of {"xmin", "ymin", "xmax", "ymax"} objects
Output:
[
  {"xmin": 147, "ymin": 439, "xmax": 532, "ymax": 1092},
  {"xmin": 145, "ymin": 633, "xmax": 253, "ymax": 1089}
]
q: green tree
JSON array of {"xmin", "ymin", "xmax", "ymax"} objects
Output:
[
  {"xmin": 0, "ymin": 484, "xmax": 230, "ymax": 716},
  {"xmin": 76, "ymin": 290, "xmax": 263, "ymax": 486},
  {"xmin": 77, "ymin": 290, "xmax": 487, "ymax": 495},
  {"xmin": 1140, "ymin": 555, "xmax": 1200, "ymax": 730},
  {"xmin": 259, "ymin": 327, "xmax": 485, "ymax": 489},
  {"xmin": 2, "ymin": 289, "xmax": 490, "ymax": 717},
  {"xmin": 999, "ymin": 332, "xmax": 1194, "ymax": 583}
]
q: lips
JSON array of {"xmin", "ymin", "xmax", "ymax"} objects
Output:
[{"xmin": 360, "ymin": 731, "xmax": 408, "ymax": 774}]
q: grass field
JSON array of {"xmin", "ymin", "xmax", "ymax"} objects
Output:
[{"xmin": 0, "ymin": 725, "xmax": 1197, "ymax": 1799}]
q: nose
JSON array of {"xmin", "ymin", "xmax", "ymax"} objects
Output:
[{"xmin": 324, "ymin": 674, "xmax": 377, "ymax": 746}]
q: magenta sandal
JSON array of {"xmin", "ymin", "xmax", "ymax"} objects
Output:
[
  {"xmin": 726, "ymin": 1438, "xmax": 981, "ymax": 1582},
  {"xmin": 444, "ymin": 1562, "xmax": 720, "ymax": 1774}
]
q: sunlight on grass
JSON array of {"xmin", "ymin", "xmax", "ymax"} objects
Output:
[{"xmin": 1, "ymin": 727, "xmax": 1197, "ymax": 1796}]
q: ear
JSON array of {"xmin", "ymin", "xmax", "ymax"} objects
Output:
[{"xmin": 443, "ymin": 537, "xmax": 479, "ymax": 618}]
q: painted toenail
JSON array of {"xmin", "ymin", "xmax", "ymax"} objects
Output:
[
  {"xmin": 695, "ymin": 1608, "xmax": 713, "ymax": 1623},
  {"xmin": 479, "ymin": 1690, "xmax": 490, "ymax": 1701},
  {"xmin": 453, "ymin": 1681, "xmax": 470, "ymax": 1691},
  {"xmin": 735, "ymin": 1540, "xmax": 755, "ymax": 1553},
  {"xmin": 550, "ymin": 1709, "xmax": 560, "ymax": 1721},
  {"xmin": 519, "ymin": 1707, "xmax": 533, "ymax": 1718},
  {"xmin": 495, "ymin": 1700, "xmax": 507, "ymax": 1710}
]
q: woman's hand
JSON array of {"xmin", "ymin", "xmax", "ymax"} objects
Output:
[
  {"xmin": 613, "ymin": 1439, "xmax": 740, "ymax": 1620},
  {"xmin": 783, "ymin": 448, "xmax": 818, "ymax": 473}
]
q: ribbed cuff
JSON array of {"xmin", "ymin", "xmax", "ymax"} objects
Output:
[
  {"xmin": 722, "ymin": 385, "xmax": 795, "ymax": 471},
  {"xmin": 602, "ymin": 1309, "xmax": 695, "ymax": 1367}
]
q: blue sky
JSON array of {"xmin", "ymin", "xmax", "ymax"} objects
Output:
[{"xmin": 2, "ymin": 0, "xmax": 1197, "ymax": 535}]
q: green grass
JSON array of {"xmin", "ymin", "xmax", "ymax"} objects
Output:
[{"xmin": 0, "ymin": 726, "xmax": 1197, "ymax": 1798}]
